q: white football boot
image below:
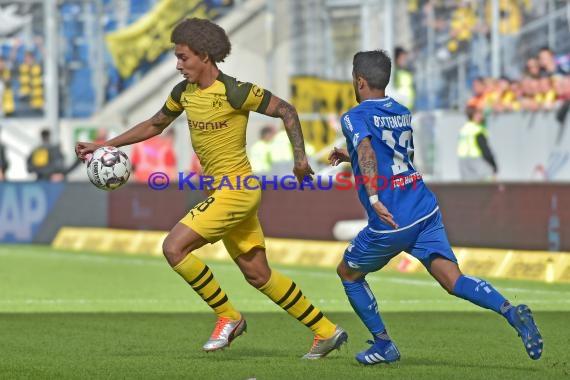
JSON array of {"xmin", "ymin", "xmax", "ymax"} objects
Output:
[{"xmin": 302, "ymin": 325, "xmax": 348, "ymax": 359}]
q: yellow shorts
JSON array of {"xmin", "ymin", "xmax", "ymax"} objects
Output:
[{"xmin": 180, "ymin": 185, "xmax": 265, "ymax": 259}]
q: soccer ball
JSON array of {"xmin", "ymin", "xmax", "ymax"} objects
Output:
[{"xmin": 86, "ymin": 146, "xmax": 131, "ymax": 191}]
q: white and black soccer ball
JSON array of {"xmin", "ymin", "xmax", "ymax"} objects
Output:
[{"xmin": 86, "ymin": 146, "xmax": 131, "ymax": 191}]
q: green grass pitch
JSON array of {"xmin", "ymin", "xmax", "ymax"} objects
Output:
[{"xmin": 1, "ymin": 245, "xmax": 569, "ymax": 379}]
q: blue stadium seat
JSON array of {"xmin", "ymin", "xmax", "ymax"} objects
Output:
[
  {"xmin": 54, "ymin": 0, "xmax": 235, "ymax": 116},
  {"xmin": 77, "ymin": 44, "xmax": 89, "ymax": 64},
  {"xmin": 69, "ymin": 68, "xmax": 95, "ymax": 117},
  {"xmin": 1, "ymin": 45, "xmax": 10, "ymax": 58},
  {"xmin": 104, "ymin": 19, "xmax": 117, "ymax": 32},
  {"xmin": 14, "ymin": 45, "xmax": 25, "ymax": 64},
  {"xmin": 128, "ymin": 0, "xmax": 155, "ymax": 23}
]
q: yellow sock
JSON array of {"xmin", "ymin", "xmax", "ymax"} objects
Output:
[
  {"xmin": 173, "ymin": 254, "xmax": 241, "ymax": 320},
  {"xmin": 259, "ymin": 270, "xmax": 336, "ymax": 338}
]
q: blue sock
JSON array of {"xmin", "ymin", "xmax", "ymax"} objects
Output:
[
  {"xmin": 342, "ymin": 279, "xmax": 387, "ymax": 338},
  {"xmin": 453, "ymin": 275, "xmax": 514, "ymax": 323}
]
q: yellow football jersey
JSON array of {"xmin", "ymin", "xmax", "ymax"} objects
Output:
[{"xmin": 161, "ymin": 72, "xmax": 272, "ymax": 186}]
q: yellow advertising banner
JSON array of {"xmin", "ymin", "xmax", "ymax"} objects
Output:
[
  {"xmin": 290, "ymin": 76, "xmax": 356, "ymax": 114},
  {"xmin": 52, "ymin": 227, "xmax": 570, "ymax": 283},
  {"xmin": 105, "ymin": 0, "xmax": 217, "ymax": 78},
  {"xmin": 290, "ymin": 77, "xmax": 357, "ymax": 153}
]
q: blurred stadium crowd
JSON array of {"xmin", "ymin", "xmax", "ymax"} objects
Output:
[
  {"xmin": 408, "ymin": 0, "xmax": 570, "ymax": 111},
  {"xmin": 0, "ymin": 0, "xmax": 569, "ymax": 183},
  {"xmin": 0, "ymin": 0, "xmax": 234, "ymax": 118},
  {"xmin": 1, "ymin": 0, "xmax": 568, "ymax": 117},
  {"xmin": 467, "ymin": 47, "xmax": 570, "ymax": 114}
]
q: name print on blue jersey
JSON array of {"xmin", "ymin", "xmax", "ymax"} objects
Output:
[{"xmin": 373, "ymin": 114, "xmax": 412, "ymax": 129}]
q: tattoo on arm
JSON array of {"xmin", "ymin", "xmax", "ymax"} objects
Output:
[
  {"xmin": 149, "ymin": 110, "xmax": 176, "ymax": 131},
  {"xmin": 264, "ymin": 96, "xmax": 306, "ymax": 161},
  {"xmin": 357, "ymin": 138, "xmax": 378, "ymax": 196}
]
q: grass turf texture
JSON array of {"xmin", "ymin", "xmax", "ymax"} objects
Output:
[{"xmin": 1, "ymin": 245, "xmax": 569, "ymax": 379}]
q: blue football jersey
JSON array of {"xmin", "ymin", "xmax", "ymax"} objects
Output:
[{"xmin": 341, "ymin": 97, "xmax": 438, "ymax": 231}]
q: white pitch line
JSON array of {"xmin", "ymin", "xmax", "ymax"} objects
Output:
[
  {"xmin": 2, "ymin": 248, "xmax": 570, "ymax": 297},
  {"xmin": 0, "ymin": 298, "xmax": 569, "ymax": 307},
  {"xmin": 0, "ymin": 248, "xmax": 165, "ymax": 267},
  {"xmin": 278, "ymin": 269, "xmax": 570, "ymax": 296}
]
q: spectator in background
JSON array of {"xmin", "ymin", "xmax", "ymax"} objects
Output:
[
  {"xmin": 502, "ymin": 78, "xmax": 522, "ymax": 111},
  {"xmin": 130, "ymin": 127, "xmax": 177, "ymax": 183},
  {"xmin": 555, "ymin": 76, "xmax": 570, "ymax": 102},
  {"xmin": 485, "ymin": 0, "xmax": 531, "ymax": 80},
  {"xmin": 520, "ymin": 77, "xmax": 541, "ymax": 112},
  {"xmin": 447, "ymin": 1, "xmax": 477, "ymax": 56},
  {"xmin": 538, "ymin": 47, "xmax": 568, "ymax": 78},
  {"xmin": 393, "ymin": 46, "xmax": 415, "ymax": 110},
  {"xmin": 466, "ymin": 77, "xmax": 487, "ymax": 110},
  {"xmin": 524, "ymin": 56, "xmax": 541, "ymax": 79},
  {"xmin": 485, "ymin": 77, "xmax": 503, "ymax": 113},
  {"xmin": 17, "ymin": 51, "xmax": 43, "ymax": 116},
  {"xmin": 457, "ymin": 106, "xmax": 497, "ymax": 181},
  {"xmin": 0, "ymin": 128, "xmax": 8, "ymax": 180},
  {"xmin": 0, "ymin": 57, "xmax": 14, "ymax": 117},
  {"xmin": 26, "ymin": 128, "xmax": 65, "ymax": 181},
  {"xmin": 249, "ymin": 125, "xmax": 275, "ymax": 175},
  {"xmin": 555, "ymin": 76, "xmax": 570, "ymax": 126},
  {"xmin": 537, "ymin": 76, "xmax": 557, "ymax": 111}
]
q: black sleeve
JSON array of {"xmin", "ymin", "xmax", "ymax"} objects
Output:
[
  {"xmin": 160, "ymin": 80, "xmax": 187, "ymax": 117},
  {"xmin": 476, "ymin": 133, "xmax": 497, "ymax": 173},
  {"xmin": 26, "ymin": 149, "xmax": 34, "ymax": 173},
  {"xmin": 0, "ymin": 145, "xmax": 8, "ymax": 171},
  {"xmin": 49, "ymin": 145, "xmax": 66, "ymax": 173}
]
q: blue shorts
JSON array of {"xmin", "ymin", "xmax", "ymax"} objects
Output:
[{"xmin": 343, "ymin": 209, "xmax": 457, "ymax": 273}]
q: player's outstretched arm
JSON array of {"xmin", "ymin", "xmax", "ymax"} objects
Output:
[
  {"xmin": 357, "ymin": 138, "xmax": 398, "ymax": 229},
  {"xmin": 263, "ymin": 95, "xmax": 314, "ymax": 184},
  {"xmin": 75, "ymin": 110, "xmax": 177, "ymax": 161}
]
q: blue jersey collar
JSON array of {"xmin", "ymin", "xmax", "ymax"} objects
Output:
[{"xmin": 362, "ymin": 96, "xmax": 391, "ymax": 103}]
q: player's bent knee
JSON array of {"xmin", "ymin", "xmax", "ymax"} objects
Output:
[
  {"xmin": 234, "ymin": 247, "xmax": 271, "ymax": 288},
  {"xmin": 442, "ymin": 282, "xmax": 455, "ymax": 295},
  {"xmin": 162, "ymin": 239, "xmax": 187, "ymax": 267},
  {"xmin": 429, "ymin": 256, "xmax": 461, "ymax": 294},
  {"xmin": 244, "ymin": 272, "xmax": 270, "ymax": 289},
  {"xmin": 432, "ymin": 273, "xmax": 458, "ymax": 294},
  {"xmin": 337, "ymin": 260, "xmax": 364, "ymax": 281},
  {"xmin": 336, "ymin": 263, "xmax": 346, "ymax": 279}
]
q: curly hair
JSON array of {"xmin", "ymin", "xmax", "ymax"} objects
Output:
[{"xmin": 171, "ymin": 18, "xmax": 231, "ymax": 63}]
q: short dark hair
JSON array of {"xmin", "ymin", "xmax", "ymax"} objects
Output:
[
  {"xmin": 394, "ymin": 46, "xmax": 407, "ymax": 61},
  {"xmin": 539, "ymin": 46, "xmax": 552, "ymax": 54},
  {"xmin": 40, "ymin": 129, "xmax": 50, "ymax": 140},
  {"xmin": 465, "ymin": 106, "xmax": 479, "ymax": 120},
  {"xmin": 171, "ymin": 18, "xmax": 231, "ymax": 62},
  {"xmin": 260, "ymin": 126, "xmax": 274, "ymax": 139},
  {"xmin": 353, "ymin": 50, "xmax": 391, "ymax": 90}
]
